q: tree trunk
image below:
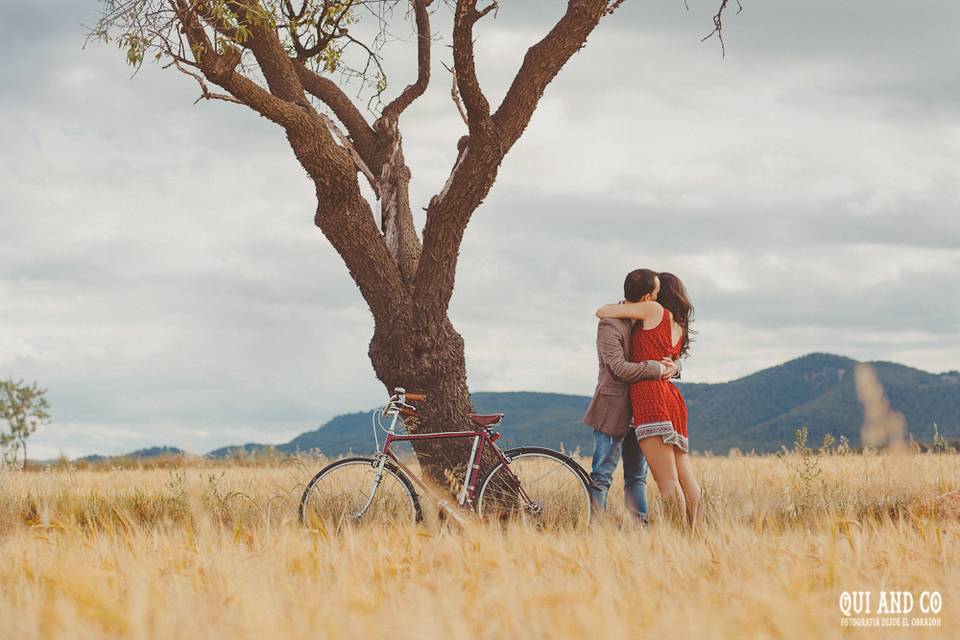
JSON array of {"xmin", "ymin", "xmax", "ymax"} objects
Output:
[{"xmin": 368, "ymin": 304, "xmax": 477, "ymax": 489}]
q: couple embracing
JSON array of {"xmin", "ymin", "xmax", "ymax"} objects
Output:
[{"xmin": 583, "ymin": 268, "xmax": 700, "ymax": 526}]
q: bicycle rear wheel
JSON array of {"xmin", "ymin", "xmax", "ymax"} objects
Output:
[
  {"xmin": 299, "ymin": 457, "xmax": 421, "ymax": 528},
  {"xmin": 476, "ymin": 447, "xmax": 591, "ymax": 528}
]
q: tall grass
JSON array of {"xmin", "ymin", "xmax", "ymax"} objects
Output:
[{"xmin": 1, "ymin": 453, "xmax": 958, "ymax": 638}]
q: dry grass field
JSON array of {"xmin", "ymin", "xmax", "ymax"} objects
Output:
[{"xmin": 1, "ymin": 452, "xmax": 958, "ymax": 639}]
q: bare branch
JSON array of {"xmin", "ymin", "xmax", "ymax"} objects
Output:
[
  {"xmin": 604, "ymin": 0, "xmax": 627, "ymax": 16},
  {"xmin": 442, "ymin": 61, "xmax": 469, "ymax": 127},
  {"xmin": 492, "ymin": 0, "xmax": 608, "ymax": 154},
  {"xmin": 340, "ymin": 30, "xmax": 391, "ymax": 109},
  {"xmin": 701, "ymin": 0, "xmax": 743, "ymax": 58},
  {"xmin": 381, "ymin": 0, "xmax": 434, "ymax": 120},
  {"xmin": 293, "ymin": 59, "xmax": 384, "ymax": 171},
  {"xmin": 164, "ymin": 58, "xmax": 243, "ymax": 104},
  {"xmin": 476, "ymin": 2, "xmax": 497, "ymax": 20},
  {"xmin": 451, "ymin": 0, "xmax": 496, "ymax": 134}
]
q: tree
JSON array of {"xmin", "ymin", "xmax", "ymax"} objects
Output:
[
  {"xmin": 0, "ymin": 380, "xmax": 51, "ymax": 469},
  {"xmin": 91, "ymin": 1, "xmax": 735, "ymax": 481}
]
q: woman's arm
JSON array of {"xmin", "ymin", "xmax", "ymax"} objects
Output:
[{"xmin": 595, "ymin": 300, "xmax": 661, "ymax": 321}]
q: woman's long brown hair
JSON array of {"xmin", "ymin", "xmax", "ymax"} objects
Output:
[{"xmin": 657, "ymin": 272, "xmax": 695, "ymax": 357}]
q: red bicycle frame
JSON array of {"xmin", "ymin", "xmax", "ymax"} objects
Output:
[
  {"xmin": 297, "ymin": 389, "xmax": 591, "ymax": 527},
  {"xmin": 381, "ymin": 427, "xmax": 513, "ymax": 508}
]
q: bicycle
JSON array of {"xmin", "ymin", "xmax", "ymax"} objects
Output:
[{"xmin": 298, "ymin": 387, "xmax": 592, "ymax": 529}]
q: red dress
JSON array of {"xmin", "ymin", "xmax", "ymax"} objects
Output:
[{"xmin": 629, "ymin": 306, "xmax": 689, "ymax": 452}]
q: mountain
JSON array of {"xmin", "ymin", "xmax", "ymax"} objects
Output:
[
  {"xmin": 203, "ymin": 353, "xmax": 960, "ymax": 457},
  {"xmin": 206, "ymin": 442, "xmax": 272, "ymax": 458},
  {"xmin": 682, "ymin": 353, "xmax": 960, "ymax": 451},
  {"xmin": 78, "ymin": 446, "xmax": 185, "ymax": 463}
]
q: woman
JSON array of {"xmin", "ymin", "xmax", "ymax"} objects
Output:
[{"xmin": 596, "ymin": 272, "xmax": 700, "ymax": 527}]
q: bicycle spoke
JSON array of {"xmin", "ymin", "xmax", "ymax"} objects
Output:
[
  {"xmin": 478, "ymin": 452, "xmax": 590, "ymax": 528},
  {"xmin": 299, "ymin": 459, "xmax": 420, "ymax": 527},
  {"xmin": 514, "ymin": 462, "xmax": 567, "ymax": 487}
]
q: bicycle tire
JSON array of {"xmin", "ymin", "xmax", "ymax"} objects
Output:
[
  {"xmin": 476, "ymin": 447, "xmax": 592, "ymax": 527},
  {"xmin": 298, "ymin": 457, "xmax": 422, "ymax": 527}
]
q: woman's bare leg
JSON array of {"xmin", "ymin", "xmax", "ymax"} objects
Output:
[
  {"xmin": 675, "ymin": 449, "xmax": 701, "ymax": 529},
  {"xmin": 637, "ymin": 436, "xmax": 686, "ymax": 524}
]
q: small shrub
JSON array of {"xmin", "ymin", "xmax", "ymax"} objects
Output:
[{"xmin": 779, "ymin": 427, "xmax": 834, "ymax": 520}]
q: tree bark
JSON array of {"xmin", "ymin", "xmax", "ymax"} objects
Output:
[
  {"xmin": 374, "ymin": 117, "xmax": 423, "ymax": 285},
  {"xmin": 368, "ymin": 300, "xmax": 475, "ymax": 487}
]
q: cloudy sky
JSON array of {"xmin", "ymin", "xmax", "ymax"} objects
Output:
[{"xmin": 1, "ymin": 1, "xmax": 958, "ymax": 458}]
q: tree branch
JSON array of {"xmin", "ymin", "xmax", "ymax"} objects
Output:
[
  {"xmin": 381, "ymin": 0, "xmax": 434, "ymax": 120},
  {"xmin": 292, "ymin": 59, "xmax": 384, "ymax": 171},
  {"xmin": 492, "ymin": 0, "xmax": 609, "ymax": 154},
  {"xmin": 313, "ymin": 189, "xmax": 407, "ymax": 320},
  {"xmin": 223, "ymin": 0, "xmax": 307, "ymax": 102},
  {"xmin": 284, "ymin": 0, "xmax": 356, "ymax": 59},
  {"xmin": 443, "ymin": 62, "xmax": 469, "ymax": 127},
  {"xmin": 317, "ymin": 111, "xmax": 379, "ymax": 196},
  {"xmin": 164, "ymin": 58, "xmax": 243, "ymax": 105},
  {"xmin": 451, "ymin": 0, "xmax": 496, "ymax": 135},
  {"xmin": 700, "ymin": 0, "xmax": 743, "ymax": 58},
  {"xmin": 174, "ymin": 0, "xmax": 308, "ymax": 128}
]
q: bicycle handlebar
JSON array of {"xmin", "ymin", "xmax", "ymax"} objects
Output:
[{"xmin": 405, "ymin": 392, "xmax": 427, "ymax": 402}]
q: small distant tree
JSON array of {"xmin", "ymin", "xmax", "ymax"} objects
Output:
[{"xmin": 0, "ymin": 380, "xmax": 52, "ymax": 469}]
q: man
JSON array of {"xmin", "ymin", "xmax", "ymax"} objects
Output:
[{"xmin": 583, "ymin": 268, "xmax": 679, "ymax": 521}]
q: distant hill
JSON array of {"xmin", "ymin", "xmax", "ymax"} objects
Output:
[
  {"xmin": 684, "ymin": 353, "xmax": 960, "ymax": 451},
  {"xmin": 79, "ymin": 446, "xmax": 185, "ymax": 463},
  {"xmin": 205, "ymin": 442, "xmax": 271, "ymax": 458},
  {"xmin": 199, "ymin": 353, "xmax": 960, "ymax": 457}
]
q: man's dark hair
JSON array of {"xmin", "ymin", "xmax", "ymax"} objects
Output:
[{"xmin": 624, "ymin": 268, "xmax": 658, "ymax": 302}]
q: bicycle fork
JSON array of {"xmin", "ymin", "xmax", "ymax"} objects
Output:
[
  {"xmin": 355, "ymin": 453, "xmax": 472, "ymax": 526},
  {"xmin": 354, "ymin": 454, "xmax": 390, "ymax": 521}
]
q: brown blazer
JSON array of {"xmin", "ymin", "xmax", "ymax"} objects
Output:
[{"xmin": 583, "ymin": 318, "xmax": 677, "ymax": 437}]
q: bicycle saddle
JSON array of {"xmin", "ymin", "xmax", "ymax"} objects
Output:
[{"xmin": 467, "ymin": 413, "xmax": 504, "ymax": 428}]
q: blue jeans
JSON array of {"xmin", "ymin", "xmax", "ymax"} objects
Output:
[{"xmin": 589, "ymin": 429, "xmax": 648, "ymax": 521}]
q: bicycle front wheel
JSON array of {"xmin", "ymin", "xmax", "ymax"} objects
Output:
[
  {"xmin": 299, "ymin": 457, "xmax": 421, "ymax": 528},
  {"xmin": 476, "ymin": 447, "xmax": 591, "ymax": 528}
]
